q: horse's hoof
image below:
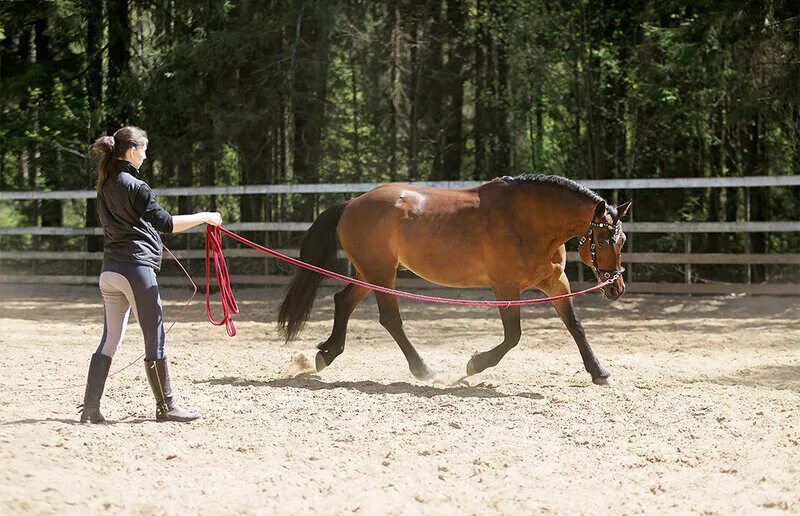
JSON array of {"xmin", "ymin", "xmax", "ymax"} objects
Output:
[
  {"xmin": 592, "ymin": 376, "xmax": 611, "ymax": 386},
  {"xmin": 412, "ymin": 364, "xmax": 436, "ymax": 381},
  {"xmin": 314, "ymin": 352, "xmax": 328, "ymax": 372}
]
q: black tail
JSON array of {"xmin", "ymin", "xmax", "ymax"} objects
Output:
[{"xmin": 277, "ymin": 201, "xmax": 350, "ymax": 341}]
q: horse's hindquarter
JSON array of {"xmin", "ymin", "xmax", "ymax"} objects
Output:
[{"xmin": 338, "ymin": 184, "xmax": 494, "ymax": 287}]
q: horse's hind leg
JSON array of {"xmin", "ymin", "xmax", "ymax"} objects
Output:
[
  {"xmin": 466, "ymin": 285, "xmax": 521, "ymax": 376},
  {"xmin": 374, "ymin": 290, "xmax": 436, "ymax": 381},
  {"xmin": 315, "ymin": 280, "xmax": 370, "ymax": 372}
]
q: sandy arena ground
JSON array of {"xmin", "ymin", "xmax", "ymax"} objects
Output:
[{"xmin": 0, "ymin": 282, "xmax": 798, "ymax": 514}]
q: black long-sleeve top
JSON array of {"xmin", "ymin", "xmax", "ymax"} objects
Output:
[{"xmin": 96, "ymin": 160, "xmax": 174, "ymax": 271}]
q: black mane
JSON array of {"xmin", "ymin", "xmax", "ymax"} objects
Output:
[{"xmin": 499, "ymin": 173, "xmax": 616, "ymax": 217}]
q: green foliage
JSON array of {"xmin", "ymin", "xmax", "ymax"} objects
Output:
[
  {"xmin": 0, "ymin": 202, "xmax": 26, "ymax": 227},
  {"xmin": 0, "ymin": 0, "xmax": 797, "ymax": 283}
]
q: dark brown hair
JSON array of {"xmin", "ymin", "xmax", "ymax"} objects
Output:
[{"xmin": 90, "ymin": 126, "xmax": 148, "ymax": 192}]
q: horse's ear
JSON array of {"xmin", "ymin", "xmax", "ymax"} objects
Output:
[
  {"xmin": 616, "ymin": 201, "xmax": 632, "ymax": 220},
  {"xmin": 594, "ymin": 202, "xmax": 607, "ymax": 220}
]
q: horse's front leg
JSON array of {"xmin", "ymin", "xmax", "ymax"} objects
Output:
[
  {"xmin": 540, "ymin": 274, "xmax": 610, "ymax": 385},
  {"xmin": 466, "ymin": 286, "xmax": 521, "ymax": 376}
]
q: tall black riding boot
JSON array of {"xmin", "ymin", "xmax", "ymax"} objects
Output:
[
  {"xmin": 144, "ymin": 357, "xmax": 200, "ymax": 422},
  {"xmin": 79, "ymin": 353, "xmax": 112, "ymax": 423}
]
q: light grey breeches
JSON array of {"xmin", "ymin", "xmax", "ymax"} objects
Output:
[{"xmin": 96, "ymin": 260, "xmax": 166, "ymax": 360}]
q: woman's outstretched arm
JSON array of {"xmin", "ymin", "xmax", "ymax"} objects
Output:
[{"xmin": 171, "ymin": 212, "xmax": 223, "ymax": 233}]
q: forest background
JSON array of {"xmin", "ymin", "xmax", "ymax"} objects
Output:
[{"xmin": 1, "ymin": 0, "xmax": 798, "ymax": 284}]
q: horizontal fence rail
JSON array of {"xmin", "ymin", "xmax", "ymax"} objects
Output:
[
  {"xmin": 2, "ymin": 221, "xmax": 799, "ymax": 236},
  {"xmin": 1, "ymin": 176, "xmax": 798, "ymax": 295},
  {"xmin": 1, "ymin": 175, "xmax": 799, "ymax": 200},
  {"xmin": 2, "ymin": 250, "xmax": 798, "ymax": 265},
  {"xmin": 0, "ymin": 275, "xmax": 797, "ymax": 297}
]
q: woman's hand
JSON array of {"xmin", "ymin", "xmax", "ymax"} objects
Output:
[{"xmin": 205, "ymin": 212, "xmax": 223, "ymax": 226}]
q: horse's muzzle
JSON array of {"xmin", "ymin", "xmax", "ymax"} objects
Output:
[{"xmin": 603, "ymin": 280, "xmax": 625, "ymax": 300}]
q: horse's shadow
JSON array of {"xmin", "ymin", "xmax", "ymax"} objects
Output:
[{"xmin": 197, "ymin": 376, "xmax": 545, "ymax": 400}]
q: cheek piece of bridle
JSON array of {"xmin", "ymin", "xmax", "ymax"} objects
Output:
[{"xmin": 578, "ymin": 219, "xmax": 626, "ymax": 284}]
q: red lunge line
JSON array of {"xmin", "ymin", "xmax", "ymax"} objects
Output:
[
  {"xmin": 204, "ymin": 225, "xmax": 618, "ymax": 336},
  {"xmin": 205, "ymin": 225, "xmax": 240, "ymax": 336}
]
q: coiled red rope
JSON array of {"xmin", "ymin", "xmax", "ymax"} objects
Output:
[
  {"xmin": 204, "ymin": 225, "xmax": 619, "ymax": 337},
  {"xmin": 205, "ymin": 224, "xmax": 239, "ymax": 336}
]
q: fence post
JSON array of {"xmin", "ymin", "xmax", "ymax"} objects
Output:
[
  {"xmin": 627, "ymin": 194, "xmax": 634, "ymax": 283},
  {"xmin": 32, "ymin": 199, "xmax": 39, "ymax": 277},
  {"xmin": 83, "ymin": 232, "xmax": 88, "ymax": 285},
  {"xmin": 265, "ymin": 193, "xmax": 270, "ymax": 277},
  {"xmin": 684, "ymin": 233, "xmax": 692, "ymax": 285},
  {"xmin": 186, "ymin": 230, "xmax": 191, "ymax": 277},
  {"xmin": 745, "ymin": 187, "xmax": 752, "ymax": 284}
]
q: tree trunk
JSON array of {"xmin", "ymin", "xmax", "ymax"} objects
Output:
[
  {"xmin": 84, "ymin": 0, "xmax": 104, "ymax": 251},
  {"xmin": 35, "ymin": 17, "xmax": 62, "ymax": 227},
  {"xmin": 177, "ymin": 156, "xmax": 194, "ymax": 215},
  {"xmin": 473, "ymin": 0, "xmax": 488, "ymax": 180},
  {"xmin": 793, "ymin": 104, "xmax": 800, "ymax": 178},
  {"xmin": 581, "ymin": 4, "xmax": 599, "ymax": 179},
  {"xmin": 16, "ymin": 27, "xmax": 36, "ymax": 226},
  {"xmin": 106, "ymin": 0, "xmax": 130, "ymax": 128},
  {"xmin": 532, "ymin": 79, "xmax": 544, "ymax": 171},
  {"xmin": 350, "ymin": 47, "xmax": 362, "ymax": 181},
  {"xmin": 0, "ymin": 145, "xmax": 5, "ymax": 192},
  {"xmin": 387, "ymin": 1, "xmax": 400, "ymax": 181},
  {"xmin": 407, "ymin": 12, "xmax": 420, "ymax": 181},
  {"xmin": 0, "ymin": 32, "xmax": 11, "ymax": 190},
  {"xmin": 743, "ymin": 116, "xmax": 766, "ymax": 282},
  {"xmin": 427, "ymin": 0, "xmax": 445, "ymax": 180},
  {"xmin": 292, "ymin": 3, "xmax": 330, "ymax": 218},
  {"xmin": 571, "ymin": 26, "xmax": 582, "ymax": 176},
  {"xmin": 440, "ymin": 0, "xmax": 465, "ymax": 181},
  {"xmin": 492, "ymin": 38, "xmax": 510, "ymax": 177}
]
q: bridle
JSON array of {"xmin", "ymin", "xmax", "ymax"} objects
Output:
[{"xmin": 578, "ymin": 218, "xmax": 626, "ymax": 283}]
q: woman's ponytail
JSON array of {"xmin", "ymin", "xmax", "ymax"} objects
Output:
[{"xmin": 90, "ymin": 135, "xmax": 116, "ymax": 192}]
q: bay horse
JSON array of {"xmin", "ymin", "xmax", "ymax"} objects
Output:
[{"xmin": 277, "ymin": 174, "xmax": 631, "ymax": 385}]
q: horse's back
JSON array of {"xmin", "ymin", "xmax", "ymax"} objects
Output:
[
  {"xmin": 359, "ymin": 182, "xmax": 483, "ymax": 207},
  {"xmin": 337, "ymin": 181, "xmax": 509, "ymax": 286}
]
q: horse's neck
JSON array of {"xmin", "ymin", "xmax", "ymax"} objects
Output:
[{"xmin": 518, "ymin": 186, "xmax": 596, "ymax": 243}]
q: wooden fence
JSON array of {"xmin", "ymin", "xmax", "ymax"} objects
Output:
[{"xmin": 1, "ymin": 176, "xmax": 798, "ymax": 295}]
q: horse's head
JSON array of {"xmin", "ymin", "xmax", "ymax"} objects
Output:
[{"xmin": 579, "ymin": 201, "xmax": 631, "ymax": 300}]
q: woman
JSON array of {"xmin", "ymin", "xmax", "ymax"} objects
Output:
[{"xmin": 80, "ymin": 126, "xmax": 222, "ymax": 423}]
